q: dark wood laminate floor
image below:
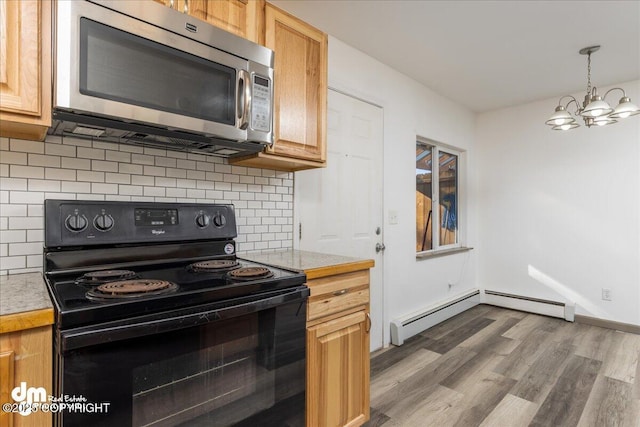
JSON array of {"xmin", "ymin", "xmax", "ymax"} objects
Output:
[{"xmin": 365, "ymin": 305, "xmax": 640, "ymax": 427}]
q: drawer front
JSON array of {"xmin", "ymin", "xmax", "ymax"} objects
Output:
[{"xmin": 307, "ymin": 270, "xmax": 369, "ymax": 321}]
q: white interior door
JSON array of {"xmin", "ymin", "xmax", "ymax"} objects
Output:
[{"xmin": 295, "ymin": 89, "xmax": 384, "ymax": 352}]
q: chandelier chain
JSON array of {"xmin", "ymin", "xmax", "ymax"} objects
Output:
[{"xmin": 586, "ymin": 52, "xmax": 592, "ymax": 95}]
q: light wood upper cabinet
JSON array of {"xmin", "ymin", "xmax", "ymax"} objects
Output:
[
  {"xmin": 265, "ymin": 4, "xmax": 327, "ymax": 163},
  {"xmin": 153, "ymin": 0, "xmax": 264, "ymax": 44},
  {"xmin": 230, "ymin": 2, "xmax": 328, "ymax": 171},
  {"xmin": 0, "ymin": 0, "xmax": 52, "ymax": 141}
]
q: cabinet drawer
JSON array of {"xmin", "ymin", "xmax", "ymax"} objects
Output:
[{"xmin": 307, "ymin": 270, "xmax": 369, "ymax": 321}]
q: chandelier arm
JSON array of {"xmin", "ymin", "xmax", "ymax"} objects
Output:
[
  {"xmin": 561, "ymin": 96, "xmax": 581, "ymax": 113},
  {"xmin": 602, "ymin": 87, "xmax": 626, "ymax": 101}
]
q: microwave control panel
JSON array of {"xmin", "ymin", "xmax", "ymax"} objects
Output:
[{"xmin": 251, "ymin": 75, "xmax": 271, "ymax": 132}]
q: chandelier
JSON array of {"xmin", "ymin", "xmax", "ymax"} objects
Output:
[{"xmin": 546, "ymin": 45, "xmax": 639, "ymax": 131}]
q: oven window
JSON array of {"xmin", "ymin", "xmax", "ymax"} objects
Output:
[
  {"xmin": 79, "ymin": 18, "xmax": 235, "ymax": 125},
  {"xmin": 56, "ymin": 301, "xmax": 305, "ymax": 426}
]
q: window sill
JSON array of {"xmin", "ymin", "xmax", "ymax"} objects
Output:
[{"xmin": 416, "ymin": 246, "xmax": 473, "ymax": 260}]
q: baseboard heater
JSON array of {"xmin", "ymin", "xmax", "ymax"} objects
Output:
[
  {"xmin": 482, "ymin": 290, "xmax": 575, "ymax": 322},
  {"xmin": 390, "ymin": 289, "xmax": 481, "ymax": 346}
]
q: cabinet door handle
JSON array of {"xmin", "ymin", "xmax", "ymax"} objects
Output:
[
  {"xmin": 170, "ymin": 0, "xmax": 175, "ymax": 8},
  {"xmin": 366, "ymin": 313, "xmax": 371, "ymax": 333},
  {"xmin": 333, "ymin": 289, "xmax": 348, "ymax": 296},
  {"xmin": 183, "ymin": 0, "xmax": 189, "ymax": 13}
]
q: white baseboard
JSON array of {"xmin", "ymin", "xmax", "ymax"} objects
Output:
[
  {"xmin": 390, "ymin": 289, "xmax": 481, "ymax": 346},
  {"xmin": 482, "ymin": 290, "xmax": 575, "ymax": 321}
]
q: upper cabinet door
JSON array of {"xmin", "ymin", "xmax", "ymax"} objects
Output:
[
  {"xmin": 265, "ymin": 4, "xmax": 327, "ymax": 163},
  {"xmin": 0, "ymin": 0, "xmax": 51, "ymax": 140},
  {"xmin": 188, "ymin": 0, "xmax": 264, "ymax": 44},
  {"xmin": 154, "ymin": 0, "xmax": 264, "ymax": 45}
]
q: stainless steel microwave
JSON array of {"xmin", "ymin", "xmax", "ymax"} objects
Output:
[{"xmin": 51, "ymin": 0, "xmax": 274, "ymax": 157}]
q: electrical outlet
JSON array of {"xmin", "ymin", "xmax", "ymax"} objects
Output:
[{"xmin": 602, "ymin": 288, "xmax": 612, "ymax": 301}]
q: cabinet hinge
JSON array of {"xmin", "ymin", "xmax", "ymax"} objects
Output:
[{"xmin": 298, "ymin": 223, "xmax": 302, "ymax": 240}]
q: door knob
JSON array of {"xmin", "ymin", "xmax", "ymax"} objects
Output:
[{"xmin": 375, "ymin": 243, "xmax": 386, "ymax": 253}]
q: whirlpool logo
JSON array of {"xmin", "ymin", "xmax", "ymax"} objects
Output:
[{"xmin": 151, "ymin": 229, "xmax": 166, "ymax": 235}]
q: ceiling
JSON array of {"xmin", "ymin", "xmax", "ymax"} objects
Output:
[{"xmin": 269, "ymin": 0, "xmax": 640, "ymax": 113}]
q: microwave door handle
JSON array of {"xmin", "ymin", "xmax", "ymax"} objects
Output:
[{"xmin": 237, "ymin": 70, "xmax": 251, "ymax": 130}]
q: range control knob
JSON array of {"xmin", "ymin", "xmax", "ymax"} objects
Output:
[
  {"xmin": 195, "ymin": 213, "xmax": 210, "ymax": 228},
  {"xmin": 212, "ymin": 212, "xmax": 226, "ymax": 227},
  {"xmin": 94, "ymin": 214, "xmax": 114, "ymax": 232},
  {"xmin": 65, "ymin": 213, "xmax": 88, "ymax": 232}
]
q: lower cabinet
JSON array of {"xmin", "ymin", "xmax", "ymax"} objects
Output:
[
  {"xmin": 0, "ymin": 325, "xmax": 52, "ymax": 427},
  {"xmin": 306, "ymin": 269, "xmax": 371, "ymax": 427},
  {"xmin": 307, "ymin": 310, "xmax": 370, "ymax": 427}
]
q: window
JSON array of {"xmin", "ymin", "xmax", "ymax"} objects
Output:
[{"xmin": 416, "ymin": 139, "xmax": 461, "ymax": 253}]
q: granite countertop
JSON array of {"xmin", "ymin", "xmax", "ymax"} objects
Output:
[
  {"xmin": 0, "ymin": 272, "xmax": 54, "ymax": 333},
  {"xmin": 242, "ymin": 250, "xmax": 374, "ymax": 280}
]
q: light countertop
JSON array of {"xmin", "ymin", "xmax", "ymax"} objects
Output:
[
  {"xmin": 242, "ymin": 250, "xmax": 374, "ymax": 280},
  {"xmin": 0, "ymin": 272, "xmax": 54, "ymax": 333}
]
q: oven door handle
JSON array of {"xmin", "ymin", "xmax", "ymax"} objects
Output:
[{"xmin": 60, "ymin": 286, "xmax": 309, "ymax": 351}]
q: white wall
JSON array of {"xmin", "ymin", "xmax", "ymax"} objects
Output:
[
  {"xmin": 476, "ymin": 80, "xmax": 640, "ymax": 326},
  {"xmin": 326, "ymin": 37, "xmax": 478, "ymax": 346}
]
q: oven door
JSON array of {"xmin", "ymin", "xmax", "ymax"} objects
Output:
[
  {"xmin": 54, "ymin": 286, "xmax": 308, "ymax": 427},
  {"xmin": 55, "ymin": 0, "xmax": 273, "ymax": 143}
]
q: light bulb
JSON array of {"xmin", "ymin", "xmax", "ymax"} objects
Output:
[
  {"xmin": 596, "ymin": 120, "xmax": 607, "ymax": 127},
  {"xmin": 590, "ymin": 108, "xmax": 603, "ymax": 117},
  {"xmin": 560, "ymin": 124, "xmax": 571, "ymax": 130},
  {"xmin": 554, "ymin": 118, "xmax": 564, "ymax": 125},
  {"xmin": 618, "ymin": 111, "xmax": 631, "ymax": 119}
]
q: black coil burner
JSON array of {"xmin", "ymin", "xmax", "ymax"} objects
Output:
[
  {"xmin": 86, "ymin": 279, "xmax": 178, "ymax": 301},
  {"xmin": 188, "ymin": 259, "xmax": 240, "ymax": 272},
  {"xmin": 76, "ymin": 269, "xmax": 138, "ymax": 286},
  {"xmin": 227, "ymin": 266, "xmax": 274, "ymax": 281}
]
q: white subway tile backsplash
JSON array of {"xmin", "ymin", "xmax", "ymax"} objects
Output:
[
  {"xmin": 9, "ymin": 139, "xmax": 44, "ymax": 154},
  {"xmin": 28, "ymin": 153, "xmax": 60, "ymax": 168},
  {"xmin": 9, "ymin": 242, "xmax": 42, "ymax": 256},
  {"xmin": 28, "ymin": 204, "xmax": 43, "ymax": 217},
  {"xmin": 62, "ymin": 181, "xmax": 91, "ymax": 193},
  {"xmin": 166, "ymin": 188, "xmax": 186, "ymax": 198},
  {"xmin": 1, "ymin": 230, "xmax": 26, "ymax": 243},
  {"xmin": 143, "ymin": 186, "xmax": 165, "ymax": 197},
  {"xmin": 119, "ymin": 185, "xmax": 143, "ymax": 196},
  {"xmin": 118, "ymin": 144, "xmax": 144, "ymax": 154},
  {"xmin": 27, "ymin": 229, "xmax": 44, "ymax": 242},
  {"xmin": 166, "ymin": 168, "xmax": 187, "ymax": 179},
  {"xmin": 77, "ymin": 170, "xmax": 105, "ymax": 182},
  {"xmin": 1, "ymin": 255, "xmax": 26, "ymax": 270},
  {"xmin": 131, "ymin": 175, "xmax": 154, "ymax": 186},
  {"xmin": 92, "ymin": 160, "xmax": 119, "ymax": 172},
  {"xmin": 46, "ymin": 168, "xmax": 77, "ymax": 181},
  {"xmin": 27, "ymin": 254, "xmax": 43, "ymax": 268},
  {"xmin": 45, "ymin": 143, "xmax": 76, "ymax": 157},
  {"xmin": 77, "ymin": 147, "xmax": 105, "ymax": 160},
  {"xmin": 195, "ymin": 161, "xmax": 214, "ymax": 172},
  {"xmin": 10, "ymin": 191, "xmax": 45, "ymax": 204},
  {"xmin": 1, "ymin": 135, "xmax": 294, "ymax": 273},
  {"xmin": 106, "ymin": 150, "xmax": 131, "ymax": 163},
  {"xmin": 186, "ymin": 170, "xmax": 205, "ymax": 180},
  {"xmin": 1, "ymin": 204, "xmax": 27, "ymax": 217},
  {"xmin": 8, "ymin": 216, "xmax": 42, "ymax": 230},
  {"xmin": 1, "ymin": 177, "xmax": 28, "ymax": 191},
  {"xmin": 1, "ymin": 151, "xmax": 28, "ymax": 165},
  {"xmin": 28, "ymin": 179, "xmax": 61, "ymax": 192},
  {"xmin": 105, "ymin": 173, "xmax": 131, "ymax": 184},
  {"xmin": 10, "ymin": 165, "xmax": 44, "ymax": 179},
  {"xmin": 132, "ymin": 153, "xmax": 155, "ymax": 165},
  {"xmin": 119, "ymin": 163, "xmax": 143, "ymax": 175},
  {"xmin": 92, "ymin": 183, "xmax": 119, "ymax": 194},
  {"xmin": 62, "ymin": 157, "xmax": 91, "ymax": 170}
]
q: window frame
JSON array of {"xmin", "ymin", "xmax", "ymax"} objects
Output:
[{"xmin": 416, "ymin": 137, "xmax": 465, "ymax": 256}]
